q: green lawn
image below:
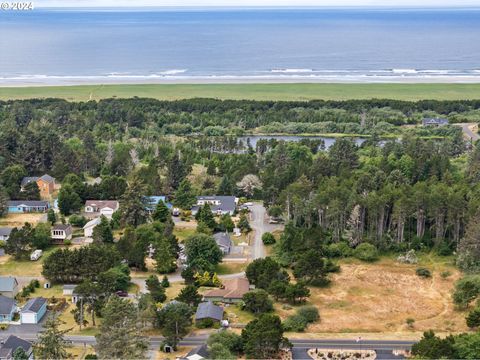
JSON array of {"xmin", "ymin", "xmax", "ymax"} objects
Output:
[
  {"xmin": 1, "ymin": 83, "xmax": 480, "ymax": 101},
  {"xmin": 0, "ymin": 247, "xmax": 57, "ymax": 276}
]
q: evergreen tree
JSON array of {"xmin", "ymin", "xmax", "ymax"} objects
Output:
[
  {"xmin": 152, "ymin": 199, "xmax": 171, "ymax": 223},
  {"xmin": 92, "ymin": 215, "xmax": 114, "ymax": 244},
  {"xmin": 95, "ymin": 296, "xmax": 148, "ymax": 359},
  {"xmin": 5, "ymin": 223, "xmax": 33, "ymax": 260},
  {"xmin": 145, "ymin": 275, "xmax": 166, "ymax": 303},
  {"xmin": 0, "ymin": 186, "xmax": 8, "ymax": 216},
  {"xmin": 47, "ymin": 209, "xmax": 57, "ymax": 225},
  {"xmin": 174, "ymin": 179, "xmax": 196, "ymax": 210},
  {"xmin": 175, "ymin": 285, "xmax": 202, "ymax": 307},
  {"xmin": 161, "ymin": 275, "xmax": 170, "ymax": 288},
  {"xmin": 156, "ymin": 301, "xmax": 193, "ymax": 350},
  {"xmin": 217, "ymin": 176, "xmax": 234, "ymax": 195},
  {"xmin": 34, "ymin": 316, "xmax": 71, "ymax": 360},
  {"xmin": 195, "ymin": 204, "xmax": 216, "ymax": 230},
  {"xmin": 167, "ymin": 152, "xmax": 189, "ymax": 190},
  {"xmin": 457, "ymin": 210, "xmax": 480, "ymax": 272},
  {"xmin": 121, "ymin": 176, "xmax": 149, "ymax": 227},
  {"xmin": 20, "ymin": 181, "xmax": 40, "ymax": 200},
  {"xmin": 219, "ymin": 213, "xmax": 235, "ymax": 232},
  {"xmin": 154, "ymin": 240, "xmax": 177, "ymax": 274},
  {"xmin": 237, "ymin": 213, "xmax": 251, "ymax": 233},
  {"xmin": 57, "ymin": 184, "xmax": 82, "ymax": 215}
]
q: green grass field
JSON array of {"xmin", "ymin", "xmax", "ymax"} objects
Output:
[{"xmin": 1, "ymin": 83, "xmax": 480, "ymax": 101}]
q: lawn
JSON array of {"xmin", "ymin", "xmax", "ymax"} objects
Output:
[
  {"xmin": 0, "ymin": 247, "xmax": 57, "ymax": 277},
  {"xmin": 2, "ymin": 83, "xmax": 480, "ymax": 101},
  {"xmin": 173, "ymin": 226, "xmax": 196, "ymax": 242},
  {"xmin": 59, "ymin": 302, "xmax": 102, "ymax": 336},
  {"xmin": 0, "ymin": 213, "xmax": 46, "ymax": 227},
  {"xmin": 215, "ymin": 262, "xmax": 247, "ymax": 275},
  {"xmin": 277, "ymin": 256, "xmax": 468, "ymax": 336}
]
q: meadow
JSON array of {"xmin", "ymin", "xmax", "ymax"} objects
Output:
[{"xmin": 1, "ymin": 83, "xmax": 480, "ymax": 101}]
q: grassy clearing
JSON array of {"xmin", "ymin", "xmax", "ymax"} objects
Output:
[
  {"xmin": 0, "ymin": 247, "xmax": 57, "ymax": 276},
  {"xmin": 173, "ymin": 226, "xmax": 196, "ymax": 242},
  {"xmin": 276, "ymin": 256, "xmax": 467, "ymax": 335},
  {"xmin": 0, "ymin": 213, "xmax": 46, "ymax": 227},
  {"xmin": 2, "ymin": 83, "xmax": 480, "ymax": 101},
  {"xmin": 59, "ymin": 302, "xmax": 102, "ymax": 336},
  {"xmin": 215, "ymin": 262, "xmax": 247, "ymax": 275}
]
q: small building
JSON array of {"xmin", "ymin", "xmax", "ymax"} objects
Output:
[
  {"xmin": 195, "ymin": 301, "xmax": 224, "ymax": 324},
  {"xmin": 83, "ymin": 217, "xmax": 101, "ymax": 238},
  {"xmin": 84, "ymin": 200, "xmax": 119, "ymax": 219},
  {"xmin": 203, "ymin": 278, "xmax": 250, "ymax": 304},
  {"xmin": 422, "ymin": 117, "xmax": 449, "ymax": 126},
  {"xmin": 62, "ymin": 284, "xmax": 76, "ymax": 296},
  {"xmin": 0, "ymin": 335, "xmax": 33, "ymax": 359},
  {"xmin": 20, "ymin": 297, "xmax": 47, "ymax": 324},
  {"xmin": 145, "ymin": 196, "xmax": 172, "ymax": 213},
  {"xmin": 0, "ymin": 277, "xmax": 18, "ymax": 298},
  {"xmin": 21, "ymin": 174, "xmax": 56, "ymax": 198},
  {"xmin": 191, "ymin": 196, "xmax": 238, "ymax": 216},
  {"xmin": 180, "ymin": 344, "xmax": 209, "ymax": 360},
  {"xmin": 7, "ymin": 200, "xmax": 49, "ymax": 214},
  {"xmin": 0, "ymin": 228, "xmax": 13, "ymax": 242},
  {"xmin": 0, "ymin": 295, "xmax": 16, "ymax": 322},
  {"xmin": 51, "ymin": 224, "xmax": 73, "ymax": 242},
  {"xmin": 213, "ymin": 232, "xmax": 232, "ymax": 255}
]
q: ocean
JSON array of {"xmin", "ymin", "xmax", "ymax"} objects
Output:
[{"xmin": 1, "ymin": 7, "xmax": 480, "ymax": 84}]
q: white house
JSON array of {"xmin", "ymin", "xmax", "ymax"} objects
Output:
[
  {"xmin": 51, "ymin": 224, "xmax": 73, "ymax": 241},
  {"xmin": 83, "ymin": 217, "xmax": 101, "ymax": 238},
  {"xmin": 84, "ymin": 200, "xmax": 119, "ymax": 219}
]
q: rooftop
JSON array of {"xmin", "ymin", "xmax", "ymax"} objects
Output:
[
  {"xmin": 1, "ymin": 335, "xmax": 32, "ymax": 354},
  {"xmin": 213, "ymin": 232, "xmax": 232, "ymax": 249},
  {"xmin": 0, "ymin": 295, "xmax": 15, "ymax": 315},
  {"xmin": 204, "ymin": 278, "xmax": 250, "ymax": 299},
  {"xmin": 0, "ymin": 277, "xmax": 17, "ymax": 292},
  {"xmin": 7, "ymin": 200, "xmax": 49, "ymax": 207},
  {"xmin": 195, "ymin": 301, "xmax": 224, "ymax": 321},
  {"xmin": 21, "ymin": 297, "xmax": 47, "ymax": 313},
  {"xmin": 0, "ymin": 228, "xmax": 13, "ymax": 237},
  {"xmin": 85, "ymin": 200, "xmax": 119, "ymax": 210}
]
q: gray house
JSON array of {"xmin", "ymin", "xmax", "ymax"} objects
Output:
[
  {"xmin": 0, "ymin": 228, "xmax": 12, "ymax": 242},
  {"xmin": 191, "ymin": 196, "xmax": 238, "ymax": 216},
  {"xmin": 195, "ymin": 302, "xmax": 224, "ymax": 324},
  {"xmin": 0, "ymin": 335, "xmax": 33, "ymax": 359},
  {"xmin": 0, "ymin": 296, "xmax": 16, "ymax": 322},
  {"xmin": 422, "ymin": 117, "xmax": 449, "ymax": 126},
  {"xmin": 0, "ymin": 277, "xmax": 18, "ymax": 298},
  {"xmin": 213, "ymin": 232, "xmax": 233, "ymax": 255}
]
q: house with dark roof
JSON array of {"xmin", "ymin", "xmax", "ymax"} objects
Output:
[
  {"xmin": 0, "ymin": 229, "xmax": 12, "ymax": 242},
  {"xmin": 21, "ymin": 174, "xmax": 56, "ymax": 198},
  {"xmin": 195, "ymin": 302, "xmax": 224, "ymax": 325},
  {"xmin": 213, "ymin": 232, "xmax": 232, "ymax": 255},
  {"xmin": 203, "ymin": 278, "xmax": 250, "ymax": 304},
  {"xmin": 0, "ymin": 277, "xmax": 18, "ymax": 298},
  {"xmin": 191, "ymin": 196, "xmax": 238, "ymax": 216},
  {"xmin": 422, "ymin": 117, "xmax": 449, "ymax": 127},
  {"xmin": 0, "ymin": 296, "xmax": 16, "ymax": 322},
  {"xmin": 51, "ymin": 224, "xmax": 73, "ymax": 242},
  {"xmin": 84, "ymin": 200, "xmax": 119, "ymax": 219},
  {"xmin": 0, "ymin": 335, "xmax": 33, "ymax": 359},
  {"xmin": 20, "ymin": 297, "xmax": 47, "ymax": 324},
  {"xmin": 7, "ymin": 201, "xmax": 49, "ymax": 214},
  {"xmin": 180, "ymin": 344, "xmax": 209, "ymax": 360}
]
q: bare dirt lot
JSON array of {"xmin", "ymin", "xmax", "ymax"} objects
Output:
[
  {"xmin": 278, "ymin": 256, "xmax": 468, "ymax": 337},
  {"xmin": 0, "ymin": 213, "xmax": 46, "ymax": 227}
]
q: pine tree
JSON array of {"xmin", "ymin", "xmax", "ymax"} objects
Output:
[
  {"xmin": 457, "ymin": 210, "xmax": 480, "ymax": 272},
  {"xmin": 34, "ymin": 316, "xmax": 71, "ymax": 359},
  {"xmin": 95, "ymin": 296, "xmax": 148, "ymax": 359},
  {"xmin": 174, "ymin": 179, "xmax": 196, "ymax": 210},
  {"xmin": 175, "ymin": 285, "xmax": 202, "ymax": 307},
  {"xmin": 154, "ymin": 240, "xmax": 177, "ymax": 274},
  {"xmin": 145, "ymin": 275, "xmax": 166, "ymax": 303},
  {"xmin": 47, "ymin": 209, "xmax": 57, "ymax": 225},
  {"xmin": 121, "ymin": 176, "xmax": 149, "ymax": 227},
  {"xmin": 92, "ymin": 215, "xmax": 113, "ymax": 244},
  {"xmin": 161, "ymin": 275, "xmax": 170, "ymax": 288},
  {"xmin": 152, "ymin": 199, "xmax": 170, "ymax": 223}
]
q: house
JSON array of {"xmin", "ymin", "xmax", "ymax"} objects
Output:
[
  {"xmin": 180, "ymin": 344, "xmax": 209, "ymax": 360},
  {"xmin": 7, "ymin": 201, "xmax": 49, "ymax": 214},
  {"xmin": 0, "ymin": 277, "xmax": 18, "ymax": 298},
  {"xmin": 213, "ymin": 232, "xmax": 232, "ymax": 255},
  {"xmin": 84, "ymin": 200, "xmax": 119, "ymax": 219},
  {"xmin": 0, "ymin": 228, "xmax": 12, "ymax": 242},
  {"xmin": 203, "ymin": 278, "xmax": 250, "ymax": 304},
  {"xmin": 51, "ymin": 224, "xmax": 73, "ymax": 242},
  {"xmin": 145, "ymin": 196, "xmax": 172, "ymax": 213},
  {"xmin": 422, "ymin": 117, "xmax": 449, "ymax": 126},
  {"xmin": 0, "ymin": 296, "xmax": 16, "ymax": 322},
  {"xmin": 21, "ymin": 174, "xmax": 56, "ymax": 198},
  {"xmin": 83, "ymin": 217, "xmax": 101, "ymax": 238},
  {"xmin": 191, "ymin": 196, "xmax": 238, "ymax": 216},
  {"xmin": 20, "ymin": 297, "xmax": 47, "ymax": 324},
  {"xmin": 62, "ymin": 285, "xmax": 76, "ymax": 296},
  {"xmin": 0, "ymin": 335, "xmax": 33, "ymax": 360},
  {"xmin": 195, "ymin": 302, "xmax": 224, "ymax": 324}
]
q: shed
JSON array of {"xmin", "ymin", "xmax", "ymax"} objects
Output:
[{"xmin": 195, "ymin": 301, "xmax": 224, "ymax": 323}]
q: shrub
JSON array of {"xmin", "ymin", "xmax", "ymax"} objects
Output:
[
  {"xmin": 353, "ymin": 243, "xmax": 378, "ymax": 262},
  {"xmin": 406, "ymin": 318, "xmax": 415, "ymax": 328},
  {"xmin": 466, "ymin": 307, "xmax": 480, "ymax": 328},
  {"xmin": 297, "ymin": 305, "xmax": 320, "ymax": 323},
  {"xmin": 416, "ymin": 267, "xmax": 432, "ymax": 278},
  {"xmin": 262, "ymin": 232, "xmax": 276, "ymax": 245},
  {"xmin": 327, "ymin": 242, "xmax": 352, "ymax": 258},
  {"xmin": 196, "ymin": 318, "xmax": 217, "ymax": 329},
  {"xmin": 63, "ymin": 239, "xmax": 72, "ymax": 246},
  {"xmin": 441, "ymin": 271, "xmax": 452, "ymax": 279},
  {"xmin": 68, "ymin": 214, "xmax": 88, "ymax": 227},
  {"xmin": 283, "ymin": 314, "xmax": 308, "ymax": 332}
]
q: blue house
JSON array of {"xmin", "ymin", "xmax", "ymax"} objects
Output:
[
  {"xmin": 20, "ymin": 297, "xmax": 47, "ymax": 324},
  {"xmin": 7, "ymin": 200, "xmax": 49, "ymax": 214},
  {"xmin": 0, "ymin": 295, "xmax": 16, "ymax": 322},
  {"xmin": 145, "ymin": 196, "xmax": 172, "ymax": 212}
]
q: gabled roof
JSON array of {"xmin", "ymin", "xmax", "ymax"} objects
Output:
[
  {"xmin": 7, "ymin": 200, "xmax": 49, "ymax": 207},
  {"xmin": 20, "ymin": 177, "xmax": 39, "ymax": 187},
  {"xmin": 85, "ymin": 200, "xmax": 119, "ymax": 210},
  {"xmin": 213, "ymin": 232, "xmax": 232, "ymax": 249},
  {"xmin": 0, "ymin": 277, "xmax": 18, "ymax": 292},
  {"xmin": 21, "ymin": 297, "xmax": 47, "ymax": 313},
  {"xmin": 0, "ymin": 295, "xmax": 15, "ymax": 315},
  {"xmin": 63, "ymin": 284, "xmax": 77, "ymax": 290},
  {"xmin": 52, "ymin": 224, "xmax": 72, "ymax": 236},
  {"xmin": 204, "ymin": 278, "xmax": 250, "ymax": 300},
  {"xmin": 83, "ymin": 217, "xmax": 101, "ymax": 229},
  {"xmin": 1, "ymin": 335, "xmax": 32, "ymax": 354},
  {"xmin": 0, "ymin": 228, "xmax": 13, "ymax": 237},
  {"xmin": 39, "ymin": 174, "xmax": 55, "ymax": 183},
  {"xmin": 186, "ymin": 344, "xmax": 209, "ymax": 359},
  {"xmin": 195, "ymin": 195, "xmax": 237, "ymax": 213},
  {"xmin": 195, "ymin": 301, "xmax": 224, "ymax": 321}
]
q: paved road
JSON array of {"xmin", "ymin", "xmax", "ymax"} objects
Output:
[{"xmin": 455, "ymin": 122, "xmax": 480, "ymax": 141}]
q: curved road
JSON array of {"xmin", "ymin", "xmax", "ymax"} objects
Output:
[{"xmin": 456, "ymin": 122, "xmax": 479, "ymax": 142}]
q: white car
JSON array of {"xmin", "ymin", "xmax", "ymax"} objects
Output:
[
  {"xmin": 30, "ymin": 249, "xmax": 43, "ymax": 261},
  {"xmin": 244, "ymin": 202, "xmax": 253, "ymax": 207}
]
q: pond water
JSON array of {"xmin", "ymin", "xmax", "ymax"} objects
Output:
[{"xmin": 238, "ymin": 135, "xmax": 367, "ymax": 150}]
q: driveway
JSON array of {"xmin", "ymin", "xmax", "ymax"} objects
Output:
[{"xmin": 455, "ymin": 122, "xmax": 479, "ymax": 141}]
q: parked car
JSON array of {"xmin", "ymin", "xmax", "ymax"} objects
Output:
[
  {"xmin": 115, "ymin": 290, "xmax": 128, "ymax": 297},
  {"xmin": 30, "ymin": 249, "xmax": 43, "ymax": 261},
  {"xmin": 172, "ymin": 208, "xmax": 180, "ymax": 217}
]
